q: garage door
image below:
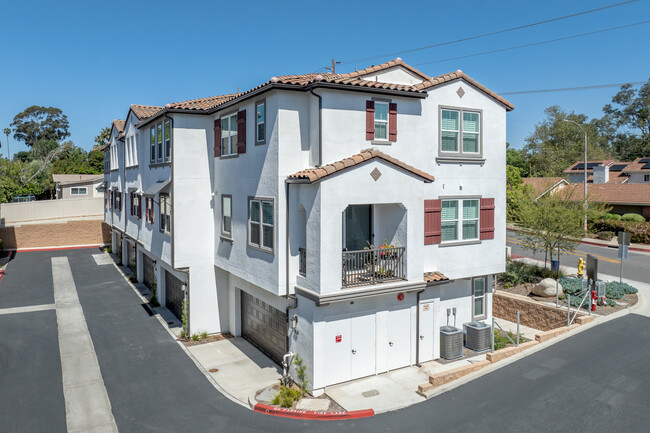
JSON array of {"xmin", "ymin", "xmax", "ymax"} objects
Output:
[
  {"xmin": 143, "ymin": 254, "xmax": 155, "ymax": 289},
  {"xmin": 241, "ymin": 292, "xmax": 287, "ymax": 364},
  {"xmin": 165, "ymin": 271, "xmax": 184, "ymax": 321}
]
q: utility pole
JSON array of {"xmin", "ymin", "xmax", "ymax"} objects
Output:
[{"xmin": 331, "ymin": 58, "xmax": 336, "ymax": 74}]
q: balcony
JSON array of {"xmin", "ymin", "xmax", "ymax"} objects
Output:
[{"xmin": 342, "ymin": 246, "xmax": 406, "ymax": 288}]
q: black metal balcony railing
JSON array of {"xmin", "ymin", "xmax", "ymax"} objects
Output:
[
  {"xmin": 299, "ymin": 248, "xmax": 306, "ymax": 277},
  {"xmin": 342, "ymin": 247, "xmax": 406, "ymax": 288}
]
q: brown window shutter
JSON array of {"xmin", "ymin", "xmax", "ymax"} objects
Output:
[
  {"xmin": 424, "ymin": 199, "xmax": 442, "ymax": 245},
  {"xmin": 138, "ymin": 196, "xmax": 142, "ymax": 219},
  {"xmin": 130, "ymin": 192, "xmax": 134, "ymax": 215},
  {"xmin": 366, "ymin": 100, "xmax": 375, "ymax": 140},
  {"xmin": 389, "ymin": 102, "xmax": 397, "ymax": 141},
  {"xmin": 237, "ymin": 110, "xmax": 246, "ymax": 154},
  {"xmin": 480, "ymin": 198, "xmax": 495, "ymax": 240},
  {"xmin": 214, "ymin": 119, "xmax": 221, "ymax": 157}
]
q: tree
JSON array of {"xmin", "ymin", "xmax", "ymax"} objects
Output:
[
  {"xmin": 600, "ymin": 80, "xmax": 650, "ymax": 160},
  {"xmin": 0, "ymin": 159, "xmax": 47, "ymax": 202},
  {"xmin": 10, "ymin": 106, "xmax": 70, "ymax": 147},
  {"xmin": 506, "ymin": 165, "xmax": 533, "ymax": 222},
  {"xmin": 94, "ymin": 126, "xmax": 111, "ymax": 148},
  {"xmin": 51, "ymin": 141, "xmax": 103, "ymax": 174},
  {"xmin": 506, "ymin": 148, "xmax": 529, "ymax": 177},
  {"xmin": 523, "ymin": 106, "xmax": 611, "ymax": 177}
]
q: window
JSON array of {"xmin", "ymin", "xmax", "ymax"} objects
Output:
[
  {"xmin": 113, "ymin": 192, "xmax": 122, "ymax": 212},
  {"xmin": 145, "ymin": 197, "xmax": 154, "ymax": 224},
  {"xmin": 256, "ymin": 101, "xmax": 265, "ymax": 143},
  {"xmin": 221, "ymin": 113, "xmax": 238, "ymax": 156},
  {"xmin": 472, "ymin": 277, "xmax": 487, "ymax": 319},
  {"xmin": 150, "ymin": 127, "xmax": 156, "ymax": 162},
  {"xmin": 440, "ymin": 108, "xmax": 481, "ymax": 155},
  {"xmin": 131, "ymin": 194, "xmax": 141, "ymax": 219},
  {"xmin": 70, "ymin": 187, "xmax": 87, "ymax": 195},
  {"xmin": 164, "ymin": 120, "xmax": 171, "ymax": 162},
  {"xmin": 374, "ymin": 101, "xmax": 389, "ymax": 141},
  {"xmin": 222, "ymin": 195, "xmax": 232, "ymax": 238},
  {"xmin": 441, "ymin": 199, "xmax": 480, "ymax": 242},
  {"xmin": 156, "ymin": 123, "xmax": 163, "ymax": 162},
  {"xmin": 249, "ymin": 198, "xmax": 273, "ymax": 252},
  {"xmin": 645, "ymin": 174, "xmax": 649, "ymax": 182},
  {"xmin": 159, "ymin": 194, "xmax": 171, "ymax": 235}
]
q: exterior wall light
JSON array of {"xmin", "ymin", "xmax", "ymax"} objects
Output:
[{"xmin": 290, "ymin": 314, "xmax": 299, "ymax": 330}]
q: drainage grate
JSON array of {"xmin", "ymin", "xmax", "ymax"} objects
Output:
[{"xmin": 362, "ymin": 390, "xmax": 379, "ymax": 398}]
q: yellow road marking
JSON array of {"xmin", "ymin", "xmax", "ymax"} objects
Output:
[{"xmin": 506, "ymin": 237, "xmax": 620, "ymax": 264}]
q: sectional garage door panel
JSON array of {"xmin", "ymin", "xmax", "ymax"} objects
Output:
[
  {"xmin": 241, "ymin": 292, "xmax": 287, "ymax": 364},
  {"xmin": 165, "ymin": 271, "xmax": 184, "ymax": 321},
  {"xmin": 143, "ymin": 255, "xmax": 154, "ymax": 289}
]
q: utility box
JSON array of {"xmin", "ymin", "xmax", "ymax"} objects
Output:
[
  {"xmin": 440, "ymin": 326, "xmax": 463, "ymax": 360},
  {"xmin": 464, "ymin": 321, "xmax": 492, "ymax": 352}
]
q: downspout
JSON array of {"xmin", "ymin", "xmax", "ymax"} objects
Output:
[
  {"xmin": 165, "ymin": 111, "xmax": 191, "ymax": 336},
  {"xmin": 309, "ymin": 88, "xmax": 322, "ymax": 167},
  {"xmin": 285, "ymin": 181, "xmax": 292, "ymax": 354},
  {"xmin": 415, "ymin": 288, "xmax": 425, "ymax": 367}
]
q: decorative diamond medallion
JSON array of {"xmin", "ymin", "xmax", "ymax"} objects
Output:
[
  {"xmin": 457, "ymin": 86, "xmax": 465, "ymax": 98},
  {"xmin": 370, "ymin": 167, "xmax": 382, "ymax": 181}
]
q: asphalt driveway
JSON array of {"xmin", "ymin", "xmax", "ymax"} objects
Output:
[{"xmin": 1, "ymin": 248, "xmax": 648, "ymax": 432}]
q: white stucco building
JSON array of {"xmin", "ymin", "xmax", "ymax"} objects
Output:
[{"xmin": 102, "ymin": 58, "xmax": 512, "ymax": 393}]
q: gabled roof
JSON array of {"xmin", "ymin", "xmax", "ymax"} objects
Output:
[
  {"xmin": 130, "ymin": 104, "xmax": 163, "ymax": 120},
  {"xmin": 166, "ymin": 93, "xmax": 242, "ymax": 111},
  {"xmin": 112, "ymin": 119, "xmax": 126, "ymax": 140},
  {"xmin": 622, "ymin": 157, "xmax": 650, "ymax": 173},
  {"xmin": 522, "ymin": 177, "xmax": 569, "ymax": 200},
  {"xmin": 288, "ymin": 148, "xmax": 434, "ymax": 183},
  {"xmin": 342, "ymin": 57, "xmax": 432, "ymax": 81},
  {"xmin": 565, "ymin": 183, "xmax": 650, "ymax": 206}
]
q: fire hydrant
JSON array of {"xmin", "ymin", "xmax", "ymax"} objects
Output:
[
  {"xmin": 577, "ymin": 258, "xmax": 585, "ymax": 278},
  {"xmin": 591, "ymin": 290, "xmax": 598, "ymax": 312}
]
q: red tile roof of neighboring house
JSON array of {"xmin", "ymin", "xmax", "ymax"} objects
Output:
[
  {"xmin": 622, "ymin": 157, "xmax": 650, "ymax": 173},
  {"xmin": 586, "ymin": 173, "xmax": 629, "ymax": 184},
  {"xmin": 522, "ymin": 177, "xmax": 567, "ymax": 198},
  {"xmin": 424, "ymin": 271, "xmax": 449, "ymax": 282},
  {"xmin": 564, "ymin": 183, "xmax": 650, "ymax": 205},
  {"xmin": 288, "ymin": 148, "xmax": 435, "ymax": 183},
  {"xmin": 130, "ymin": 104, "xmax": 163, "ymax": 119},
  {"xmin": 563, "ymin": 160, "xmax": 615, "ymax": 174}
]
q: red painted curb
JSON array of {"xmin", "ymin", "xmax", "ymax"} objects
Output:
[
  {"xmin": 13, "ymin": 244, "xmax": 103, "ymax": 253},
  {"xmin": 253, "ymin": 403, "xmax": 374, "ymax": 420},
  {"xmin": 0, "ymin": 270, "xmax": 4, "ymax": 283}
]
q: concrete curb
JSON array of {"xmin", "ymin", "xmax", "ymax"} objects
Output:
[
  {"xmin": 106, "ymin": 253, "xmax": 250, "ymax": 410},
  {"xmin": 253, "ymin": 403, "xmax": 374, "ymax": 420}
]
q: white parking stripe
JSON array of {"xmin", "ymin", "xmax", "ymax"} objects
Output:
[
  {"xmin": 52, "ymin": 257, "xmax": 118, "ymax": 433},
  {"xmin": 0, "ymin": 303, "xmax": 56, "ymax": 315}
]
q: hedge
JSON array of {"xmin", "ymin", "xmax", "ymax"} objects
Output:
[{"xmin": 591, "ymin": 220, "xmax": 650, "ymax": 244}]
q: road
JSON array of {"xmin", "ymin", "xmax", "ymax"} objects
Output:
[
  {"xmin": 507, "ymin": 229, "xmax": 650, "ymax": 284},
  {"xmin": 1, "ymin": 248, "xmax": 649, "ymax": 432}
]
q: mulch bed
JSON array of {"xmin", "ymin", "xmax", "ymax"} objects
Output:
[
  {"xmin": 180, "ymin": 332, "xmax": 234, "ymax": 347},
  {"xmin": 257, "ymin": 383, "xmax": 346, "ymax": 412},
  {"xmin": 497, "ymin": 278, "xmax": 638, "ymax": 316}
]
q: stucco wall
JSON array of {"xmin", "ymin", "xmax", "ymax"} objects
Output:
[{"xmin": 1, "ymin": 197, "xmax": 104, "ymax": 224}]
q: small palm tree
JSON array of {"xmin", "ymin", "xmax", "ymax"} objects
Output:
[{"xmin": 2, "ymin": 128, "xmax": 10, "ymax": 158}]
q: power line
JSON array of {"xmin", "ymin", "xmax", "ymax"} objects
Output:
[
  {"xmin": 413, "ymin": 20, "xmax": 650, "ymax": 66},
  {"xmin": 500, "ymin": 81, "xmax": 648, "ymax": 95},
  {"xmin": 338, "ymin": 0, "xmax": 639, "ymax": 65}
]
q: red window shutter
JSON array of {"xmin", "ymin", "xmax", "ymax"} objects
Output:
[
  {"xmin": 214, "ymin": 119, "xmax": 221, "ymax": 157},
  {"xmin": 424, "ymin": 199, "xmax": 442, "ymax": 245},
  {"xmin": 388, "ymin": 102, "xmax": 397, "ymax": 141},
  {"xmin": 237, "ymin": 110, "xmax": 246, "ymax": 154},
  {"xmin": 130, "ymin": 192, "xmax": 134, "ymax": 215},
  {"xmin": 138, "ymin": 196, "xmax": 142, "ymax": 219},
  {"xmin": 365, "ymin": 100, "xmax": 375, "ymax": 140},
  {"xmin": 480, "ymin": 198, "xmax": 495, "ymax": 240}
]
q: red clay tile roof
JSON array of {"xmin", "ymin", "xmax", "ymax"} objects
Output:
[
  {"xmin": 288, "ymin": 148, "xmax": 434, "ymax": 183},
  {"xmin": 563, "ymin": 160, "xmax": 615, "ymax": 174},
  {"xmin": 564, "ymin": 183, "xmax": 650, "ymax": 205},
  {"xmin": 166, "ymin": 93, "xmax": 242, "ymax": 111},
  {"xmin": 585, "ymin": 173, "xmax": 629, "ymax": 184},
  {"xmin": 522, "ymin": 177, "xmax": 568, "ymax": 198},
  {"xmin": 343, "ymin": 58, "xmax": 432, "ymax": 81},
  {"xmin": 414, "ymin": 70, "xmax": 514, "ymax": 111},
  {"xmin": 130, "ymin": 104, "xmax": 163, "ymax": 120},
  {"xmin": 112, "ymin": 119, "xmax": 125, "ymax": 139},
  {"xmin": 424, "ymin": 271, "xmax": 449, "ymax": 283},
  {"xmin": 622, "ymin": 157, "xmax": 650, "ymax": 173}
]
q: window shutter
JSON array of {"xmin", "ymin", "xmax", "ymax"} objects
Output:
[
  {"xmin": 365, "ymin": 100, "xmax": 375, "ymax": 140},
  {"xmin": 480, "ymin": 198, "xmax": 495, "ymax": 240},
  {"xmin": 130, "ymin": 192, "xmax": 134, "ymax": 215},
  {"xmin": 138, "ymin": 196, "xmax": 142, "ymax": 219},
  {"xmin": 237, "ymin": 110, "xmax": 246, "ymax": 154},
  {"xmin": 389, "ymin": 102, "xmax": 397, "ymax": 141},
  {"xmin": 424, "ymin": 199, "xmax": 442, "ymax": 245},
  {"xmin": 214, "ymin": 119, "xmax": 221, "ymax": 157}
]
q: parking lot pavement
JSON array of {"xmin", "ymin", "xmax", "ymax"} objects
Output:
[{"xmin": 0, "ymin": 250, "xmax": 55, "ymax": 308}]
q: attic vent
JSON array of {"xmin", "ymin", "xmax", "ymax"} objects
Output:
[
  {"xmin": 370, "ymin": 167, "xmax": 382, "ymax": 181},
  {"xmin": 457, "ymin": 87, "xmax": 465, "ymax": 98}
]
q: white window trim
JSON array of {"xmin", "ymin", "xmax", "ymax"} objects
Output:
[
  {"xmin": 159, "ymin": 193, "xmax": 171, "ymax": 235},
  {"xmin": 150, "ymin": 127, "xmax": 156, "ymax": 163},
  {"xmin": 164, "ymin": 120, "xmax": 172, "ymax": 162},
  {"xmin": 221, "ymin": 113, "xmax": 238, "ymax": 157},
  {"xmin": 472, "ymin": 276, "xmax": 487, "ymax": 320},
  {"xmin": 70, "ymin": 187, "xmax": 88, "ymax": 195},
  {"xmin": 441, "ymin": 198, "xmax": 480, "ymax": 244},
  {"xmin": 439, "ymin": 106, "xmax": 483, "ymax": 158},
  {"xmin": 374, "ymin": 101, "xmax": 389, "ymax": 142},
  {"xmin": 248, "ymin": 197, "xmax": 274, "ymax": 254},
  {"xmin": 221, "ymin": 195, "xmax": 233, "ymax": 239},
  {"xmin": 156, "ymin": 123, "xmax": 163, "ymax": 163},
  {"xmin": 255, "ymin": 101, "xmax": 266, "ymax": 144}
]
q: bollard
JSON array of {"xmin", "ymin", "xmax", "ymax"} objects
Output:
[
  {"xmin": 516, "ymin": 312, "xmax": 520, "ymax": 346},
  {"xmin": 567, "ymin": 294, "xmax": 571, "ymax": 327},
  {"xmin": 491, "ymin": 317, "xmax": 495, "ymax": 353}
]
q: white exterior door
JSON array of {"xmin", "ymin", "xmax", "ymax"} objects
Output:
[
  {"xmin": 350, "ymin": 315, "xmax": 376, "ymax": 379},
  {"xmin": 418, "ymin": 302, "xmax": 434, "ymax": 363},
  {"xmin": 322, "ymin": 318, "xmax": 351, "ymax": 386},
  {"xmin": 387, "ymin": 308, "xmax": 411, "ymax": 370}
]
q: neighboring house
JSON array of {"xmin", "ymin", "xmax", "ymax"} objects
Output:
[
  {"xmin": 564, "ymin": 183, "xmax": 650, "ymax": 220},
  {"xmin": 563, "ymin": 158, "xmax": 650, "ymax": 184},
  {"xmin": 522, "ymin": 177, "xmax": 569, "ymax": 201},
  {"xmin": 103, "ymin": 58, "xmax": 511, "ymax": 392},
  {"xmin": 52, "ymin": 174, "xmax": 104, "ymax": 199}
]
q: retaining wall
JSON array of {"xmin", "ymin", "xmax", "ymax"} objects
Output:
[
  {"xmin": 493, "ymin": 291, "xmax": 572, "ymax": 331},
  {"xmin": 0, "ymin": 219, "xmax": 110, "ymax": 249}
]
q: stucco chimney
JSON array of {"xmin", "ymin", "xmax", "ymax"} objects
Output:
[{"xmin": 593, "ymin": 165, "xmax": 609, "ymax": 184}]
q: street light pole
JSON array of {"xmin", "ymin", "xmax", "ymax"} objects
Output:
[{"xmin": 563, "ymin": 119, "xmax": 588, "ymax": 231}]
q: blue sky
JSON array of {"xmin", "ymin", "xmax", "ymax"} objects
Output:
[{"xmin": 1, "ymin": 0, "xmax": 648, "ymax": 157}]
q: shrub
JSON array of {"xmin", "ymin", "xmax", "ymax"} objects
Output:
[
  {"xmin": 294, "ymin": 354, "xmax": 309, "ymax": 396},
  {"xmin": 191, "ymin": 333, "xmax": 200, "ymax": 341},
  {"xmin": 493, "ymin": 330, "xmax": 523, "ymax": 350},
  {"xmin": 559, "ymin": 277, "xmax": 583, "ymax": 295},
  {"xmin": 591, "ymin": 220, "xmax": 650, "ymax": 244},
  {"xmin": 621, "ymin": 213, "xmax": 645, "ymax": 222},
  {"xmin": 271, "ymin": 386, "xmax": 301, "ymax": 408},
  {"xmin": 596, "ymin": 231, "xmax": 615, "ymax": 240},
  {"xmin": 500, "ymin": 261, "xmax": 562, "ymax": 287},
  {"xmin": 200, "ymin": 331, "xmax": 208, "ymax": 340},
  {"xmin": 601, "ymin": 213, "xmax": 621, "ymax": 221},
  {"xmin": 605, "ymin": 281, "xmax": 637, "ymax": 300}
]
